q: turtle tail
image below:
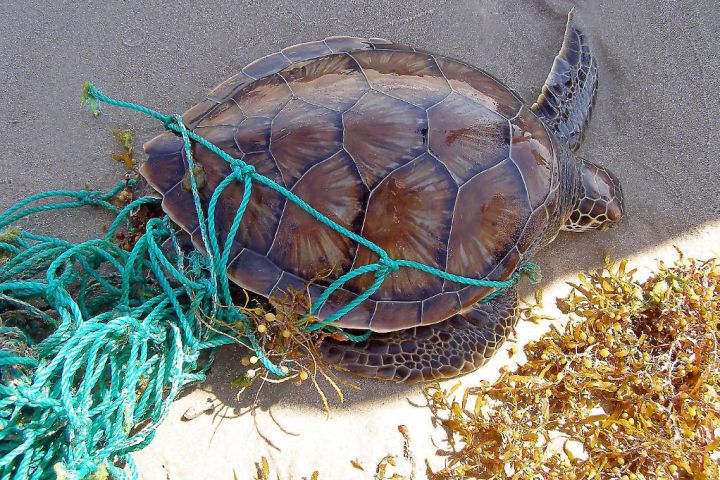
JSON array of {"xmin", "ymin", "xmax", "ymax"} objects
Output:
[
  {"xmin": 532, "ymin": 10, "xmax": 598, "ymax": 152},
  {"xmin": 318, "ymin": 288, "xmax": 518, "ymax": 383}
]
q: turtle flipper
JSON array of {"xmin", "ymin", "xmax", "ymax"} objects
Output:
[
  {"xmin": 319, "ymin": 288, "xmax": 518, "ymax": 382},
  {"xmin": 532, "ymin": 10, "xmax": 598, "ymax": 151}
]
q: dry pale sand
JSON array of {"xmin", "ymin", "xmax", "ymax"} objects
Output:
[{"xmin": 1, "ymin": 1, "xmax": 718, "ymax": 479}]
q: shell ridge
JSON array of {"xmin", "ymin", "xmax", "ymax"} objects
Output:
[
  {"xmin": 266, "ymin": 150, "xmax": 288, "ymax": 188},
  {"xmin": 426, "ymin": 151, "xmax": 457, "ymax": 282},
  {"xmin": 278, "ymin": 50, "xmax": 293, "ymax": 64},
  {"xmin": 508, "ymin": 153, "xmax": 534, "ymax": 213},
  {"xmin": 266, "ymin": 150, "xmax": 367, "ymax": 281},
  {"xmin": 339, "ymin": 146, "xmax": 371, "ymax": 192},
  {"xmin": 441, "ymin": 157, "xmax": 518, "ymax": 291},
  {"xmin": 426, "ymin": 54, "xmax": 454, "ymax": 107},
  {"xmin": 453, "ymin": 244, "xmax": 519, "ymax": 302},
  {"xmin": 264, "ymin": 138, "xmax": 286, "ymax": 186},
  {"xmin": 443, "ymin": 56, "xmax": 525, "ymax": 107},
  {"xmin": 275, "ymin": 68, "xmax": 345, "ymax": 114},
  {"xmin": 158, "ymin": 183, "xmax": 203, "ymax": 253},
  {"xmin": 514, "ymin": 136, "xmax": 561, "ymax": 256},
  {"xmin": 266, "ymin": 265, "xmax": 286, "ymax": 295},
  {"xmin": 268, "ymin": 94, "xmax": 344, "ymax": 188},
  {"xmin": 264, "ymin": 83, "xmax": 299, "ymax": 189},
  {"xmin": 454, "ymin": 154, "xmax": 509, "ymax": 189},
  {"xmin": 146, "ymin": 148, "xmax": 188, "ymax": 199},
  {"xmin": 425, "ymin": 151, "xmax": 457, "ymax": 188},
  {"xmin": 289, "ymin": 150, "xmax": 351, "ymax": 195},
  {"xmin": 440, "ymin": 179, "xmax": 462, "ymax": 292},
  {"xmin": 517, "ymin": 204, "xmax": 550, "ymax": 255},
  {"xmin": 346, "ymin": 51, "xmax": 426, "ymax": 107},
  {"xmin": 414, "ymin": 153, "xmax": 456, "ymax": 277},
  {"xmin": 424, "ymin": 97, "xmax": 458, "ymax": 188},
  {"xmin": 247, "ymin": 75, "xmax": 294, "ymax": 160},
  {"xmin": 367, "ymin": 86, "xmax": 423, "ymax": 110},
  {"xmin": 264, "ymin": 188, "xmax": 291, "ymax": 256},
  {"xmin": 345, "ymin": 151, "xmax": 428, "ymax": 277},
  {"xmin": 346, "ymin": 52, "xmax": 371, "ymax": 85},
  {"xmin": 506, "ymin": 157, "xmax": 534, "ymax": 213},
  {"xmin": 347, "ymin": 153, "xmax": 455, "ymax": 302}
]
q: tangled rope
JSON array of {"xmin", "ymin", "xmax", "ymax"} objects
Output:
[{"xmin": 0, "ymin": 83, "xmax": 539, "ymax": 479}]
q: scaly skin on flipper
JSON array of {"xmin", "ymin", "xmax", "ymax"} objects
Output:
[
  {"xmin": 532, "ymin": 10, "xmax": 598, "ymax": 152},
  {"xmin": 319, "ymin": 288, "xmax": 518, "ymax": 382}
]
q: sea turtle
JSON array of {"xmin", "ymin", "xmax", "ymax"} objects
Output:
[{"xmin": 140, "ymin": 12, "xmax": 624, "ymax": 382}]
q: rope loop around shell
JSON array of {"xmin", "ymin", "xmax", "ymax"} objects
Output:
[{"xmin": 83, "ymin": 81, "xmax": 541, "ymax": 349}]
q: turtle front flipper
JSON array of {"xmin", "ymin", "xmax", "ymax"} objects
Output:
[
  {"xmin": 532, "ymin": 10, "xmax": 598, "ymax": 151},
  {"xmin": 319, "ymin": 288, "xmax": 518, "ymax": 383}
]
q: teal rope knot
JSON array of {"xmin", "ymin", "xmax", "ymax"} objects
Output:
[
  {"xmin": 162, "ymin": 114, "xmax": 180, "ymax": 131},
  {"xmin": 377, "ymin": 256, "xmax": 400, "ymax": 277},
  {"xmin": 77, "ymin": 191, "xmax": 104, "ymax": 207},
  {"xmin": 229, "ymin": 160, "xmax": 256, "ymax": 180}
]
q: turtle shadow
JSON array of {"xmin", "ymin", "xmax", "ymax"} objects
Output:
[
  {"xmin": 175, "ymin": 343, "xmax": 427, "ymax": 449},
  {"xmin": 190, "ymin": 343, "xmax": 421, "ymax": 413}
]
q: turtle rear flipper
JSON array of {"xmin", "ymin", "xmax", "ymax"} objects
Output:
[
  {"xmin": 533, "ymin": 10, "xmax": 598, "ymax": 152},
  {"xmin": 319, "ymin": 288, "xmax": 518, "ymax": 382}
]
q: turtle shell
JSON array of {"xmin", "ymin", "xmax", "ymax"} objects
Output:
[{"xmin": 141, "ymin": 36, "xmax": 562, "ymax": 333}]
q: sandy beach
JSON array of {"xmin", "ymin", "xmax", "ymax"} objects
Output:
[{"xmin": 1, "ymin": 1, "xmax": 718, "ymax": 478}]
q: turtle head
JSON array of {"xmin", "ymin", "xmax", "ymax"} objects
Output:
[{"xmin": 564, "ymin": 159, "xmax": 625, "ymax": 232}]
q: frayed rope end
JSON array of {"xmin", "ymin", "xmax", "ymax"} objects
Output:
[
  {"xmin": 0, "ymin": 227, "xmax": 21, "ymax": 244},
  {"xmin": 81, "ymin": 82, "xmax": 101, "ymax": 116},
  {"xmin": 519, "ymin": 262, "xmax": 542, "ymax": 284}
]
